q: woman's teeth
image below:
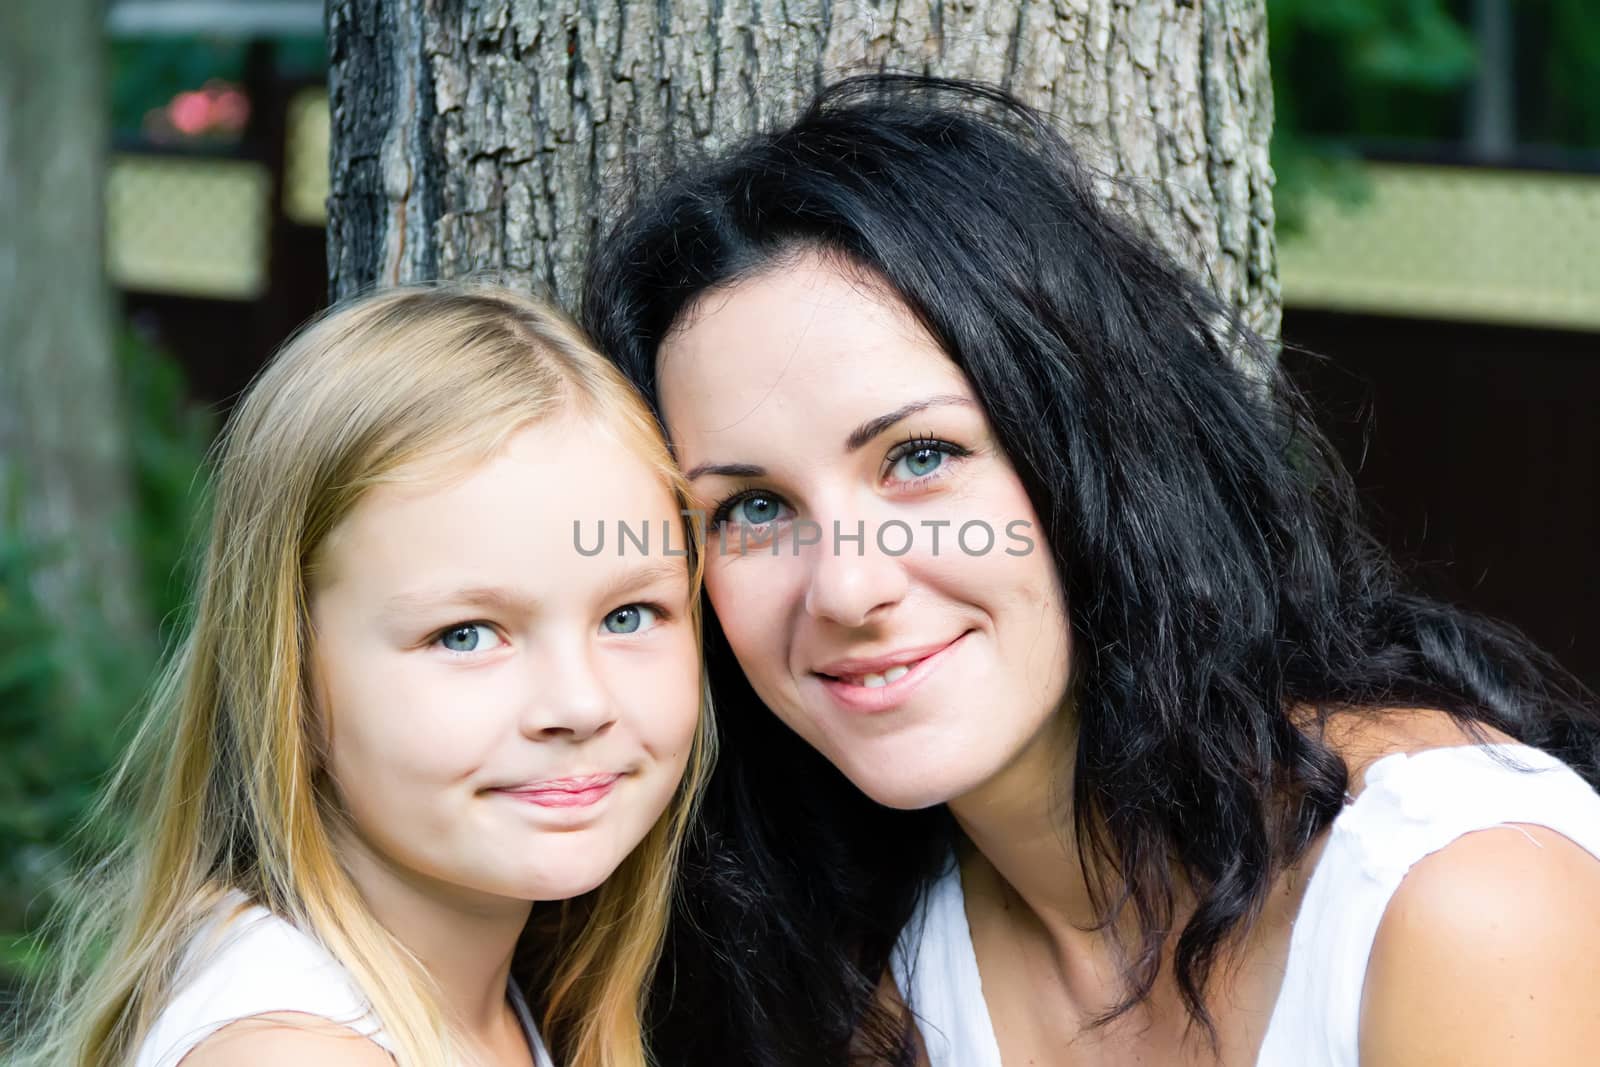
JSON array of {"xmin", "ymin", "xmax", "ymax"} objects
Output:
[{"xmin": 854, "ymin": 665, "xmax": 911, "ymax": 688}]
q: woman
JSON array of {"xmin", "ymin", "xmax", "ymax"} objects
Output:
[
  {"xmin": 13, "ymin": 285, "xmax": 711, "ymax": 1066},
  {"xmin": 583, "ymin": 75, "xmax": 1600, "ymax": 1066}
]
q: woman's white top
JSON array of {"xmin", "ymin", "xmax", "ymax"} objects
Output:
[
  {"xmin": 891, "ymin": 743, "xmax": 1600, "ymax": 1067},
  {"xmin": 134, "ymin": 893, "xmax": 555, "ymax": 1067}
]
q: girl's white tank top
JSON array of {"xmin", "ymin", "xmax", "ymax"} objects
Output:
[{"xmin": 134, "ymin": 893, "xmax": 555, "ymax": 1067}]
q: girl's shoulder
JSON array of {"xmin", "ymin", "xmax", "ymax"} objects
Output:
[
  {"xmin": 134, "ymin": 891, "xmax": 391, "ymax": 1067},
  {"xmin": 174, "ymin": 1012, "xmax": 396, "ymax": 1067}
]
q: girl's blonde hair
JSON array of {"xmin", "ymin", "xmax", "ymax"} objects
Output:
[{"xmin": 14, "ymin": 284, "xmax": 713, "ymax": 1067}]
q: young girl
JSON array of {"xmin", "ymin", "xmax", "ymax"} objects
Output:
[{"xmin": 14, "ymin": 285, "xmax": 712, "ymax": 1066}]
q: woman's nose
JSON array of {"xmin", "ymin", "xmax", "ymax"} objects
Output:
[{"xmin": 801, "ymin": 521, "xmax": 910, "ymax": 627}]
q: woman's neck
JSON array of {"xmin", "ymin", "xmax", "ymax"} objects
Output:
[
  {"xmin": 946, "ymin": 712, "xmax": 1141, "ymax": 1007},
  {"xmin": 337, "ymin": 829, "xmax": 531, "ymax": 1039}
]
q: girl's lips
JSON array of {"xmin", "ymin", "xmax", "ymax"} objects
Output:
[
  {"xmin": 494, "ymin": 774, "xmax": 620, "ymax": 808},
  {"xmin": 814, "ymin": 631, "xmax": 971, "ymax": 713}
]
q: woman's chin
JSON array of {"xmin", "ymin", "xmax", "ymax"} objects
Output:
[{"xmin": 842, "ymin": 757, "xmax": 986, "ymax": 812}]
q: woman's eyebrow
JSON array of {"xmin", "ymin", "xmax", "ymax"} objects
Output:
[
  {"xmin": 684, "ymin": 461, "xmax": 765, "ymax": 482},
  {"xmin": 682, "ymin": 395, "xmax": 974, "ymax": 480},
  {"xmin": 844, "ymin": 394, "xmax": 973, "ymax": 452}
]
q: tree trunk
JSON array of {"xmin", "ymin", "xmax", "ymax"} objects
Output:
[
  {"xmin": 0, "ymin": 0, "xmax": 144, "ymax": 649},
  {"xmin": 328, "ymin": 0, "xmax": 1278, "ymax": 338}
]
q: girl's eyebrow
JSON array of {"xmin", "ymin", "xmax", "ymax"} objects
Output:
[
  {"xmin": 684, "ymin": 394, "xmax": 974, "ymax": 480},
  {"xmin": 382, "ymin": 585, "xmax": 533, "ymax": 616},
  {"xmin": 382, "ymin": 560, "xmax": 687, "ymax": 619},
  {"xmin": 594, "ymin": 559, "xmax": 691, "ymax": 605}
]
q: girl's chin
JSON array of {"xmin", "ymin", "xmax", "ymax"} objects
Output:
[
  {"xmin": 474, "ymin": 851, "xmax": 631, "ymax": 903},
  {"xmin": 487, "ymin": 872, "xmax": 613, "ymax": 903}
]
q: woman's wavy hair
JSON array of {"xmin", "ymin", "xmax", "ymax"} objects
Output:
[
  {"xmin": 13, "ymin": 284, "xmax": 714, "ymax": 1067},
  {"xmin": 581, "ymin": 74, "xmax": 1600, "ymax": 1064}
]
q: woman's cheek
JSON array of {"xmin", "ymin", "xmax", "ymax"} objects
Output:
[{"xmin": 705, "ymin": 562, "xmax": 789, "ymax": 683}]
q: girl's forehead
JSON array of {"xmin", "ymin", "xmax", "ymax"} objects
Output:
[
  {"xmin": 313, "ymin": 417, "xmax": 685, "ymax": 589},
  {"xmin": 359, "ymin": 413, "xmax": 665, "ymax": 493}
]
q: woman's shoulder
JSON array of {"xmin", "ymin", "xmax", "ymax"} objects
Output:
[
  {"xmin": 1307, "ymin": 706, "xmax": 1600, "ymax": 874},
  {"xmin": 1358, "ymin": 820, "xmax": 1600, "ymax": 1065},
  {"xmin": 135, "ymin": 892, "xmax": 389, "ymax": 1067},
  {"xmin": 1317, "ymin": 710, "xmax": 1600, "ymax": 862},
  {"xmin": 1263, "ymin": 709, "xmax": 1600, "ymax": 1064}
]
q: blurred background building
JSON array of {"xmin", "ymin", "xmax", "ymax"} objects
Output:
[
  {"xmin": 2, "ymin": 0, "xmax": 1597, "ymax": 1007},
  {"xmin": 107, "ymin": 0, "xmax": 326, "ymax": 397},
  {"xmin": 1269, "ymin": 0, "xmax": 1600, "ymax": 718}
]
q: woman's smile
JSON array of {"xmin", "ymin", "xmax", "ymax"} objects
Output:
[{"xmin": 809, "ymin": 630, "xmax": 974, "ymax": 713}]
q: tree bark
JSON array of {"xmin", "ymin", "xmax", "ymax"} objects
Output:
[
  {"xmin": 0, "ymin": 0, "xmax": 144, "ymax": 648},
  {"xmin": 328, "ymin": 0, "xmax": 1278, "ymax": 339}
]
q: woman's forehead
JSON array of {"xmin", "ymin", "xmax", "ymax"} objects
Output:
[{"xmin": 658, "ymin": 257, "xmax": 970, "ymax": 437}]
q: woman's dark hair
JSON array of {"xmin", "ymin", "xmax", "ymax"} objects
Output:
[{"xmin": 582, "ymin": 74, "xmax": 1600, "ymax": 1065}]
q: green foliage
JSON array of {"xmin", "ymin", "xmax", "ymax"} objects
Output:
[
  {"xmin": 0, "ymin": 329, "xmax": 214, "ymax": 991},
  {"xmin": 0, "ymin": 541, "xmax": 72, "ymax": 855},
  {"xmin": 1269, "ymin": 0, "xmax": 1478, "ymax": 232},
  {"xmin": 1269, "ymin": 0, "xmax": 1600, "ymax": 229},
  {"xmin": 120, "ymin": 328, "xmax": 215, "ymax": 644},
  {"xmin": 1523, "ymin": 0, "xmax": 1600, "ymax": 147},
  {"xmin": 1271, "ymin": 0, "xmax": 1478, "ymax": 139}
]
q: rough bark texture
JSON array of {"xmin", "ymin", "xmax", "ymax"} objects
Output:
[
  {"xmin": 328, "ymin": 0, "xmax": 1278, "ymax": 339},
  {"xmin": 0, "ymin": 0, "xmax": 144, "ymax": 645}
]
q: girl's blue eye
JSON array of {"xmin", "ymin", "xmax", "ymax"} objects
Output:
[
  {"xmin": 437, "ymin": 623, "xmax": 503, "ymax": 653},
  {"xmin": 603, "ymin": 604, "xmax": 659, "ymax": 635}
]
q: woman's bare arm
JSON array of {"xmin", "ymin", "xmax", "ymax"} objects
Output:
[{"xmin": 1360, "ymin": 824, "xmax": 1600, "ymax": 1066}]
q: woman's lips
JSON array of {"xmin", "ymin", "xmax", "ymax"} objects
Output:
[
  {"xmin": 493, "ymin": 773, "xmax": 620, "ymax": 808},
  {"xmin": 814, "ymin": 632, "xmax": 971, "ymax": 713}
]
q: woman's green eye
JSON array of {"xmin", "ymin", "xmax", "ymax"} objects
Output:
[
  {"xmin": 708, "ymin": 490, "xmax": 793, "ymax": 532},
  {"xmin": 736, "ymin": 495, "xmax": 781, "ymax": 525},
  {"xmin": 603, "ymin": 604, "xmax": 659, "ymax": 635},
  {"xmin": 891, "ymin": 447, "xmax": 945, "ymax": 481}
]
